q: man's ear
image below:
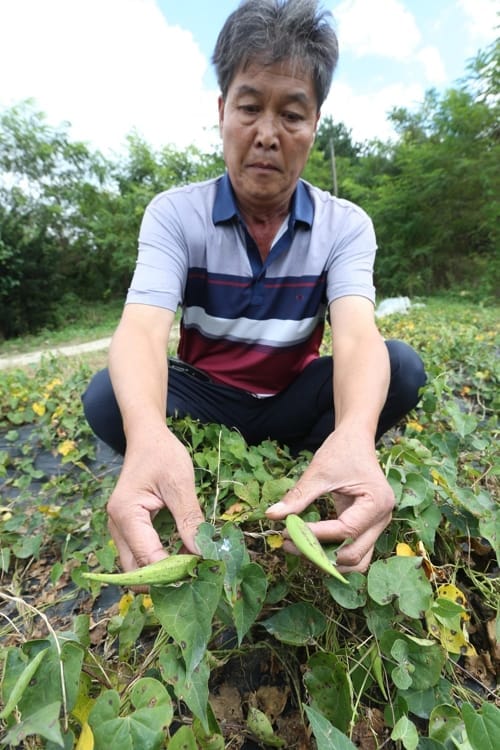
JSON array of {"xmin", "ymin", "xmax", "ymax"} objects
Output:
[
  {"xmin": 313, "ymin": 110, "xmax": 321, "ymax": 142},
  {"xmin": 218, "ymin": 96, "xmax": 225, "ymax": 135}
]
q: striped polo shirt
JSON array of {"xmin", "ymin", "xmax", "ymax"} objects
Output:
[{"xmin": 127, "ymin": 173, "xmax": 376, "ymax": 395}]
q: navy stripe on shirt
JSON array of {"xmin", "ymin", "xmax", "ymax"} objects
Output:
[{"xmin": 184, "ymin": 268, "xmax": 327, "ymax": 321}]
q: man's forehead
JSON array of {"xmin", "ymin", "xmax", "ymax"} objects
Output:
[
  {"xmin": 233, "ymin": 82, "xmax": 312, "ymax": 106},
  {"xmin": 228, "ymin": 62, "xmax": 316, "ymax": 101}
]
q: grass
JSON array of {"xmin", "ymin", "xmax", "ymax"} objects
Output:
[
  {"xmin": 0, "ymin": 294, "xmax": 498, "ymax": 749},
  {"xmin": 0, "ymin": 300, "xmax": 123, "ymax": 357}
]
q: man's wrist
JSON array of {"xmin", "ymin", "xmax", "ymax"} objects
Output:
[{"xmin": 332, "ymin": 418, "xmax": 378, "ymax": 445}]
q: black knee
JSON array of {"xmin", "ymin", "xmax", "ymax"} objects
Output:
[
  {"xmin": 82, "ymin": 369, "xmax": 126, "ymax": 455},
  {"xmin": 388, "ymin": 339, "xmax": 427, "ymax": 411},
  {"xmin": 376, "ymin": 340, "xmax": 427, "ymax": 438}
]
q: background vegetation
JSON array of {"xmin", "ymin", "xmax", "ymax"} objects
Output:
[{"xmin": 0, "ymin": 40, "xmax": 498, "ymax": 339}]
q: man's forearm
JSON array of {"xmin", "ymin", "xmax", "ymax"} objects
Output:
[
  {"xmin": 108, "ymin": 306, "xmax": 173, "ymax": 440},
  {"xmin": 333, "ymin": 330, "xmax": 390, "ymax": 439}
]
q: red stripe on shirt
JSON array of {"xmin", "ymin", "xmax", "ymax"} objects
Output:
[{"xmin": 177, "ymin": 324, "xmax": 324, "ymax": 394}]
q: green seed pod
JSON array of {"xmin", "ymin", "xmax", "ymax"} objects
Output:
[
  {"xmin": 82, "ymin": 554, "xmax": 199, "ymax": 586},
  {"xmin": 285, "ymin": 514, "xmax": 348, "ymax": 584}
]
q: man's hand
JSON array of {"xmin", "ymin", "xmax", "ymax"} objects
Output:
[
  {"xmin": 265, "ymin": 428, "xmax": 395, "ymax": 572},
  {"xmin": 107, "ymin": 424, "xmax": 204, "ymax": 572}
]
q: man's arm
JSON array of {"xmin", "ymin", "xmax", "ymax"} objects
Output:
[
  {"xmin": 106, "ymin": 303, "xmax": 204, "ymax": 571},
  {"xmin": 266, "ymin": 295, "xmax": 395, "ymax": 572}
]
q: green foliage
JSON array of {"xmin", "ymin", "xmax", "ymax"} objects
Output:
[
  {"xmin": 0, "ymin": 225, "xmax": 498, "ymax": 750},
  {"xmin": 88, "ymin": 679, "xmax": 173, "ymax": 750},
  {"xmin": 0, "ymin": 104, "xmax": 224, "ymax": 340},
  {"xmin": 0, "ymin": 101, "xmax": 109, "ymax": 337},
  {"xmin": 308, "ymin": 42, "xmax": 500, "ymax": 297},
  {"xmin": 304, "ymin": 705, "xmax": 358, "ymax": 750},
  {"xmin": 370, "ymin": 40, "xmax": 499, "ymax": 296}
]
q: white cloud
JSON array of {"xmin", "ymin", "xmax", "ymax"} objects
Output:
[
  {"xmin": 0, "ymin": 0, "xmax": 220, "ymax": 156},
  {"xmin": 332, "ymin": 0, "xmax": 422, "ymax": 60},
  {"xmin": 458, "ymin": 0, "xmax": 499, "ymax": 42},
  {"xmin": 417, "ymin": 46, "xmax": 447, "ymax": 85},
  {"xmin": 324, "ymin": 79, "xmax": 425, "ymax": 143},
  {"xmin": 1, "ymin": 0, "xmax": 491, "ymax": 154}
]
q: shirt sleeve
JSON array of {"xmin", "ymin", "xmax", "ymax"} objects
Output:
[
  {"xmin": 126, "ymin": 192, "xmax": 188, "ymax": 311},
  {"xmin": 325, "ymin": 199, "xmax": 377, "ymax": 305}
]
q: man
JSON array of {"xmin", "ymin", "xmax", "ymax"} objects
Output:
[{"xmin": 83, "ymin": 0, "xmax": 426, "ymax": 575}]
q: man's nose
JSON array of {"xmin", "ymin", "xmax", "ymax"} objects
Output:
[{"xmin": 255, "ymin": 114, "xmax": 279, "ymax": 148}]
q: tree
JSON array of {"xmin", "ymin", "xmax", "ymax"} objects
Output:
[
  {"xmin": 302, "ymin": 116, "xmax": 363, "ymax": 195},
  {"xmin": 0, "ymin": 101, "xmax": 108, "ymax": 337},
  {"xmin": 89, "ymin": 135, "xmax": 225, "ymax": 297},
  {"xmin": 0, "ymin": 105, "xmax": 226, "ymax": 337},
  {"xmin": 366, "ymin": 40, "xmax": 499, "ymax": 295}
]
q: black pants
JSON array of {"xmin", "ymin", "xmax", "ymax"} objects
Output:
[{"xmin": 82, "ymin": 340, "xmax": 426, "ymax": 456}]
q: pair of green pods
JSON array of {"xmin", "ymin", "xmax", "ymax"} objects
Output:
[{"xmin": 82, "ymin": 515, "xmax": 347, "ymax": 587}]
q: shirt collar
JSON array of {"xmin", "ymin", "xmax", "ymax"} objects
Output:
[{"xmin": 213, "ymin": 172, "xmax": 313, "ymax": 228}]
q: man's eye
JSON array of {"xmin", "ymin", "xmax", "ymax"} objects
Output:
[
  {"xmin": 239, "ymin": 105, "xmax": 259, "ymax": 114},
  {"xmin": 283, "ymin": 112, "xmax": 303, "ymax": 122}
]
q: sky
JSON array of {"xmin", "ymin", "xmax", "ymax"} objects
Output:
[{"xmin": 0, "ymin": 0, "xmax": 498, "ymax": 158}]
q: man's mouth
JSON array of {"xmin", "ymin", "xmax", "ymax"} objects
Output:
[{"xmin": 248, "ymin": 162, "xmax": 280, "ymax": 171}]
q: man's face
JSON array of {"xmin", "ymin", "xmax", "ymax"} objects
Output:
[{"xmin": 218, "ymin": 61, "xmax": 320, "ymax": 214}]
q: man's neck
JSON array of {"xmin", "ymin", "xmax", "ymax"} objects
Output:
[
  {"xmin": 239, "ymin": 204, "xmax": 290, "ymax": 263},
  {"xmin": 238, "ymin": 199, "xmax": 290, "ymax": 230}
]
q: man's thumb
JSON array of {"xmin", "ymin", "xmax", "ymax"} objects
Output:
[{"xmin": 265, "ymin": 483, "xmax": 315, "ymax": 519}]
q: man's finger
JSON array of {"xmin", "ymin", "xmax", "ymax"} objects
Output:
[
  {"xmin": 174, "ymin": 506, "xmax": 205, "ymax": 555},
  {"xmin": 336, "ymin": 547, "xmax": 373, "ymax": 574},
  {"xmin": 108, "ymin": 502, "xmax": 167, "ymax": 570},
  {"xmin": 281, "ymin": 523, "xmax": 375, "ymax": 573},
  {"xmin": 108, "ymin": 518, "xmax": 138, "ymax": 572},
  {"xmin": 265, "ymin": 479, "xmax": 324, "ymax": 519}
]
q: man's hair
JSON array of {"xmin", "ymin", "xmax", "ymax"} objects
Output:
[{"xmin": 212, "ymin": 0, "xmax": 339, "ymax": 110}]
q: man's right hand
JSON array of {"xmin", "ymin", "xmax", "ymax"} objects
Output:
[{"xmin": 106, "ymin": 423, "xmax": 204, "ymax": 572}]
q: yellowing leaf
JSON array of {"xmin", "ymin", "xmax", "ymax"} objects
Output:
[
  {"xmin": 416, "ymin": 541, "xmax": 436, "ymax": 580},
  {"xmin": 142, "ymin": 594, "xmax": 153, "ymax": 610},
  {"xmin": 426, "ymin": 583, "xmax": 476, "ymax": 655},
  {"xmin": 406, "ymin": 420, "xmax": 423, "ymax": 432},
  {"xmin": 430, "ymin": 468, "xmax": 448, "ymax": 488},
  {"xmin": 220, "ymin": 502, "xmax": 250, "ymax": 521},
  {"xmin": 267, "ymin": 534, "xmax": 284, "ymax": 550},
  {"xmin": 437, "ymin": 583, "xmax": 468, "ymax": 607},
  {"xmin": 46, "ymin": 377, "xmax": 62, "ymax": 392},
  {"xmin": 426, "ymin": 611, "xmax": 477, "ymax": 656},
  {"xmin": 58, "ymin": 439, "xmax": 77, "ymax": 456},
  {"xmin": 118, "ymin": 592, "xmax": 134, "ymax": 616},
  {"xmin": 32, "ymin": 401, "xmax": 46, "ymax": 416},
  {"xmin": 0, "ymin": 507, "xmax": 13, "ymax": 522},
  {"xmin": 75, "ymin": 721, "xmax": 94, "ymax": 750},
  {"xmin": 396, "ymin": 543, "xmax": 416, "ymax": 557},
  {"xmin": 38, "ymin": 504, "xmax": 61, "ymax": 518}
]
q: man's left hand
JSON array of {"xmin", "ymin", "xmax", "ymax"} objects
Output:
[{"xmin": 265, "ymin": 428, "xmax": 395, "ymax": 572}]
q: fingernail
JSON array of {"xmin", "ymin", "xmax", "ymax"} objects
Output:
[{"xmin": 266, "ymin": 501, "xmax": 286, "ymax": 513}]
